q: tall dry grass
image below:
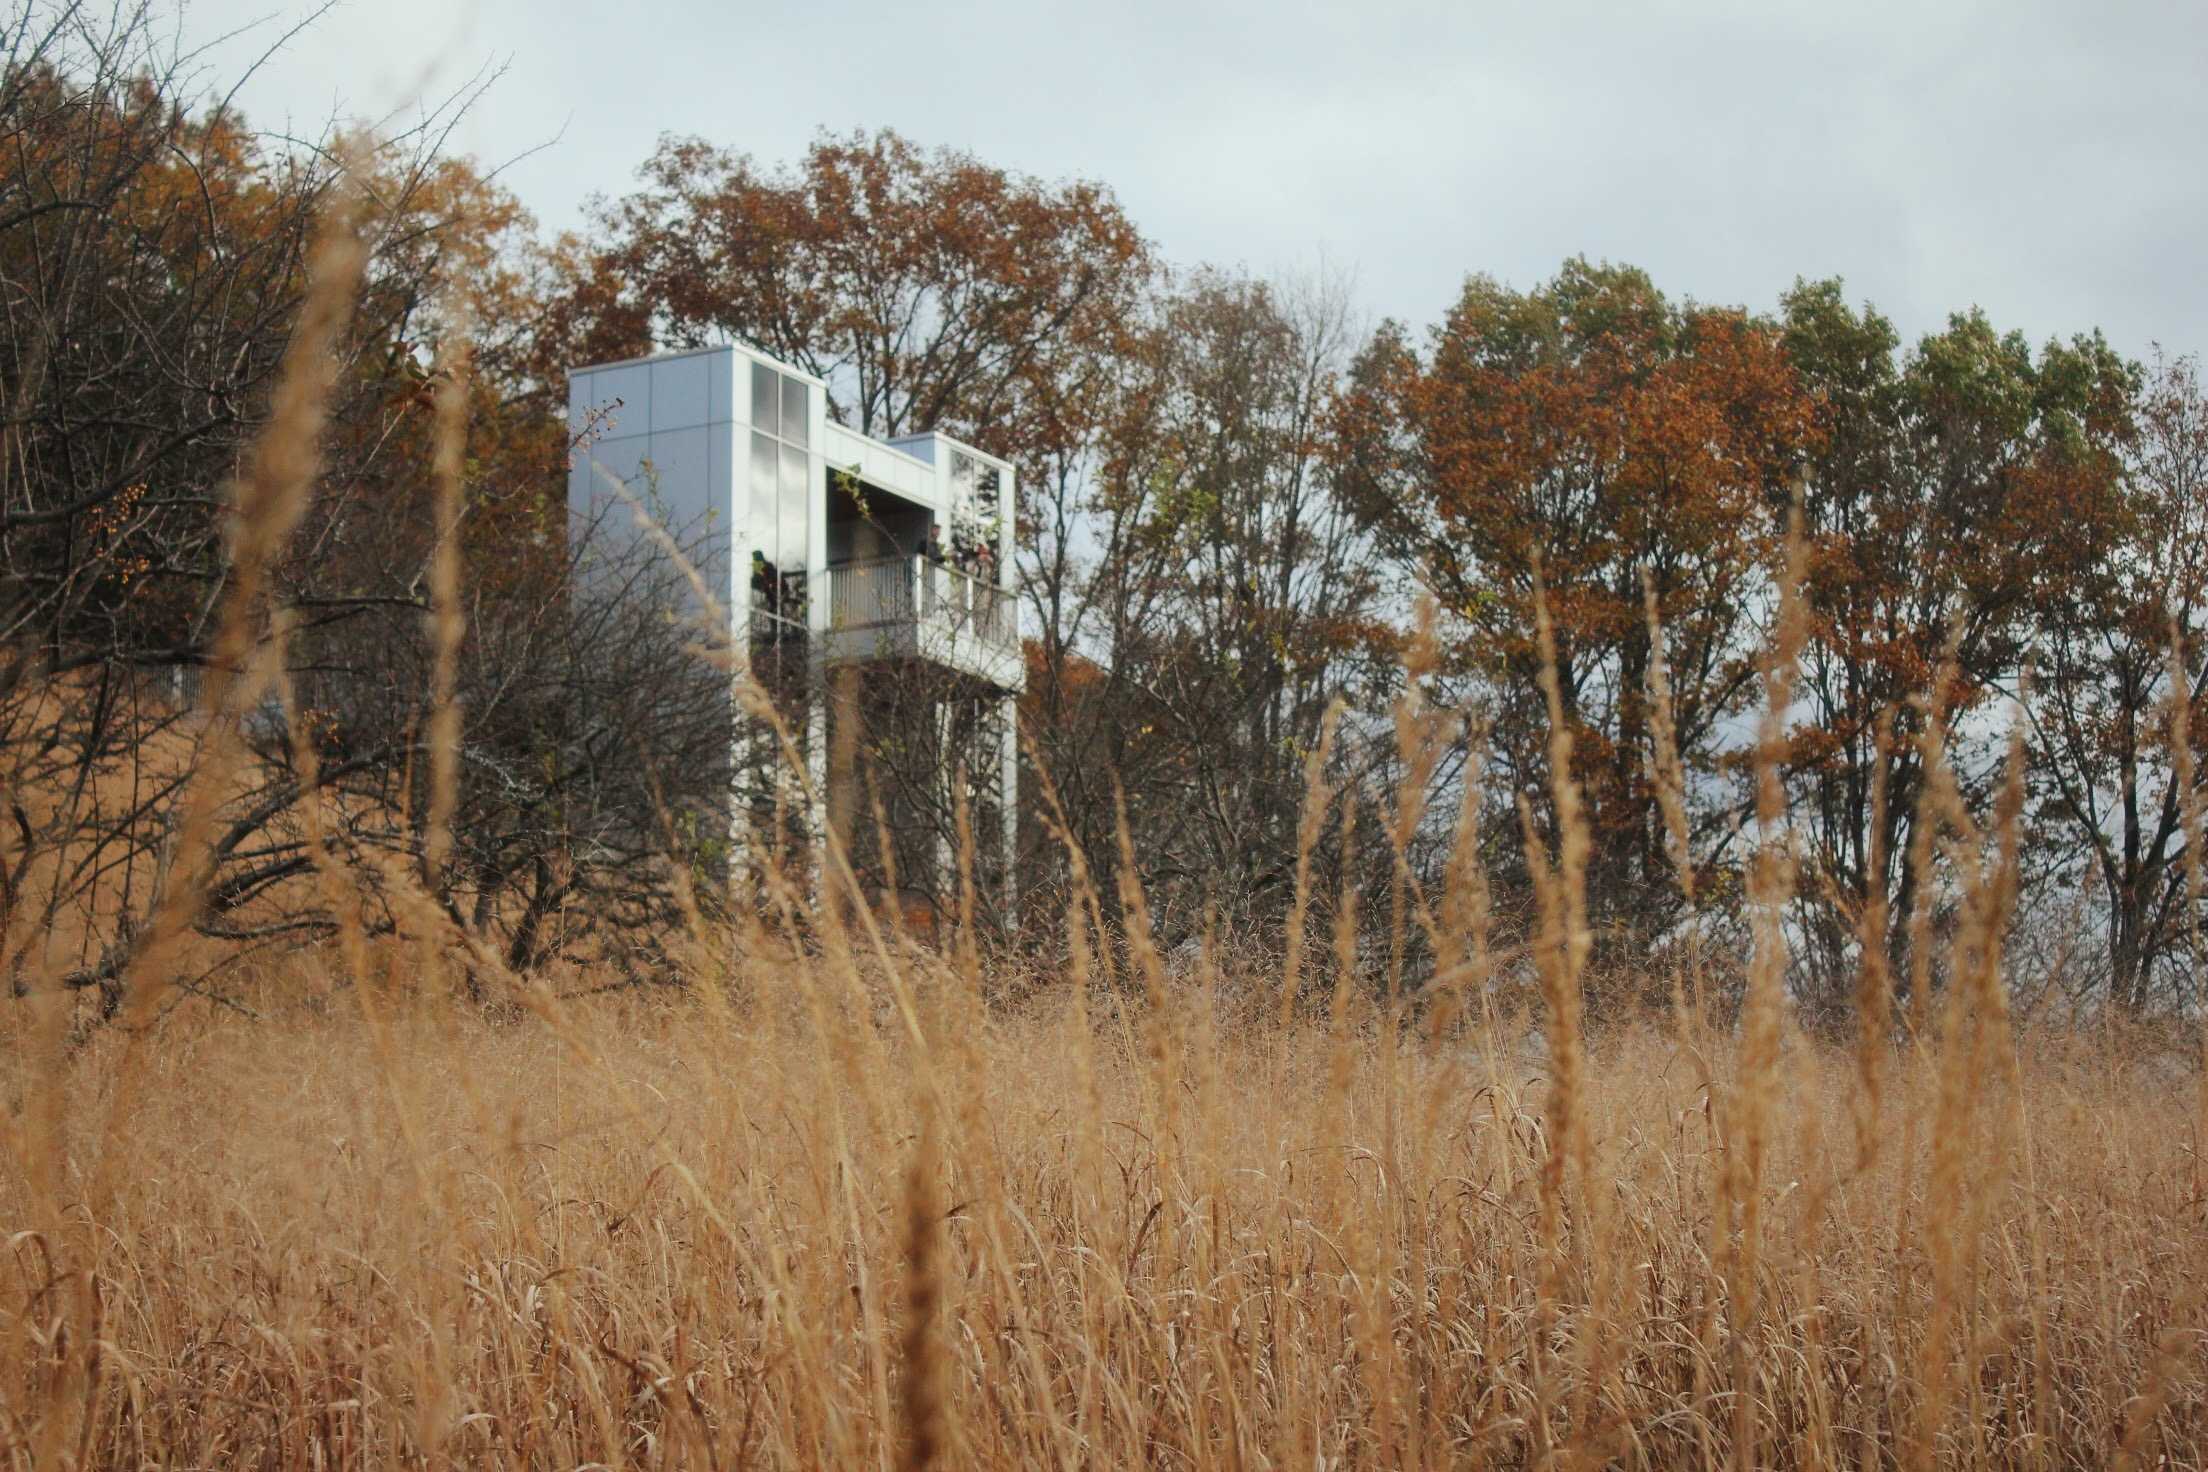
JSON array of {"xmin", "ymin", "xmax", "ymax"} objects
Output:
[
  {"xmin": 3, "ymin": 965, "xmax": 2205, "ymax": 1468},
  {"xmin": 3, "ymin": 175, "xmax": 2206, "ymax": 1472}
]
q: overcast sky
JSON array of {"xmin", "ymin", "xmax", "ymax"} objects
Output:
[{"xmin": 174, "ymin": 0, "xmax": 2205, "ymax": 366}]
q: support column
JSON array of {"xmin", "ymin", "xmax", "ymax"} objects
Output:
[
  {"xmin": 727, "ymin": 615, "xmax": 771, "ymax": 899},
  {"xmin": 822, "ymin": 663, "xmax": 860, "ymax": 927},
  {"xmin": 805, "ymin": 646, "xmax": 829, "ymax": 886},
  {"xmin": 997, "ymin": 459, "xmax": 1019, "ymax": 915},
  {"xmin": 933, "ymin": 697, "xmax": 955, "ymax": 896},
  {"xmin": 728, "ymin": 676, "xmax": 757, "ymax": 885},
  {"xmin": 999, "ymin": 693, "xmax": 1018, "ymax": 913}
]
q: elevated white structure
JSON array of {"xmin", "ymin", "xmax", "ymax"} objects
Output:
[{"xmin": 567, "ymin": 343, "xmax": 1020, "ymax": 898}]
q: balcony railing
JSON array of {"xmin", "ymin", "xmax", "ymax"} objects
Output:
[
  {"xmin": 826, "ymin": 555, "xmax": 1015, "ymax": 652},
  {"xmin": 828, "ymin": 555, "xmax": 916, "ymax": 627}
]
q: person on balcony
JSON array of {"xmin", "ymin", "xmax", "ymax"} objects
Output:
[{"xmin": 751, "ymin": 549, "xmax": 777, "ymax": 613}]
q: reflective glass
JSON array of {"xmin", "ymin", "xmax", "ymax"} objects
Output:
[
  {"xmin": 948, "ymin": 451, "xmax": 975, "ymax": 518},
  {"xmin": 751, "ymin": 361, "xmax": 778, "ymax": 437},
  {"xmin": 781, "ymin": 375, "xmax": 809, "ymax": 449},
  {"xmin": 749, "ymin": 432, "xmax": 779, "ymax": 574},
  {"xmin": 780, "ymin": 444, "xmax": 809, "ymax": 569}
]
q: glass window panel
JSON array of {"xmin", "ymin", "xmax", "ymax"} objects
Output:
[
  {"xmin": 779, "ymin": 444, "xmax": 809, "ymax": 570},
  {"xmin": 780, "ymin": 375, "xmax": 809, "ymax": 449},
  {"xmin": 750, "ymin": 361, "xmax": 778, "ymax": 437},
  {"xmin": 948, "ymin": 451, "xmax": 975, "ymax": 518},
  {"xmin": 749, "ymin": 431, "xmax": 779, "ymax": 584}
]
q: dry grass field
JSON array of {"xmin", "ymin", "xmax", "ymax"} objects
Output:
[
  {"xmin": 1, "ymin": 934, "xmax": 2205, "ymax": 1469},
  {"xmin": 3, "ymin": 139, "xmax": 2205, "ymax": 1472}
]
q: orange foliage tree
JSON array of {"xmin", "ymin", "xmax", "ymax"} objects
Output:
[
  {"xmin": 1333, "ymin": 259, "xmax": 1816, "ymax": 959},
  {"xmin": 2031, "ymin": 349, "xmax": 2208, "ymax": 1011},
  {"xmin": 1780, "ymin": 281, "xmax": 2138, "ymax": 1015},
  {"xmin": 537, "ymin": 127, "xmax": 1153, "ymax": 462}
]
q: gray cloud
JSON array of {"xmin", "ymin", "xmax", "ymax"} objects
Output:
[{"xmin": 181, "ymin": 0, "xmax": 2207, "ymax": 362}]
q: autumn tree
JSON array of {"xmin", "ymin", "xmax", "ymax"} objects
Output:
[
  {"xmin": 1016, "ymin": 266, "xmax": 1393, "ymax": 929},
  {"xmin": 0, "ymin": 4, "xmax": 737, "ymax": 1003},
  {"xmin": 0, "ymin": 7, "xmax": 467, "ymax": 996},
  {"xmin": 1333, "ymin": 259, "xmax": 1816, "ymax": 971},
  {"xmin": 2031, "ymin": 349, "xmax": 2208, "ymax": 1011},
  {"xmin": 1779, "ymin": 280, "xmax": 2138, "ymax": 1017},
  {"xmin": 539, "ymin": 127, "xmax": 1153, "ymax": 461}
]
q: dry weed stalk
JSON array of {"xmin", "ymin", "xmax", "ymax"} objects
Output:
[
  {"xmin": 2168, "ymin": 623, "xmax": 2206, "ymax": 1103},
  {"xmin": 1426, "ymin": 721, "xmax": 1495, "ymax": 1049},
  {"xmin": 1720, "ymin": 502, "xmax": 1809, "ymax": 1468},
  {"xmin": 1641, "ymin": 566, "xmax": 1703, "ymax": 1035},
  {"xmin": 1386, "ymin": 599, "xmax": 1455, "ymax": 1012},
  {"xmin": 1517, "ymin": 553, "xmax": 1596, "ymax": 1462},
  {"xmin": 897, "ymin": 1104, "xmax": 948, "ymax": 1472},
  {"xmin": 101, "ymin": 164, "xmax": 369, "ymax": 1030},
  {"xmin": 1853, "ymin": 710, "xmax": 1896, "ymax": 1170},
  {"xmin": 1279, "ymin": 699, "xmax": 1343, "ymax": 1027},
  {"xmin": 76, "ymin": 164, "xmax": 370, "ymax": 1246},
  {"xmin": 422, "ymin": 322, "xmax": 471, "ymax": 887}
]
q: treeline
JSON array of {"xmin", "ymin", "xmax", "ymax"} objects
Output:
[
  {"xmin": 1337, "ymin": 270, "xmax": 2204, "ymax": 1019},
  {"xmin": 2, "ymin": 3, "xmax": 2202, "ymax": 1018}
]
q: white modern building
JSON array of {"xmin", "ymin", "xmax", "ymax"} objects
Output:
[{"xmin": 567, "ymin": 343, "xmax": 1021, "ymax": 905}]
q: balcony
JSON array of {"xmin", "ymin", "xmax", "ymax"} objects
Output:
[{"xmin": 824, "ymin": 554, "xmax": 1022, "ymax": 690}]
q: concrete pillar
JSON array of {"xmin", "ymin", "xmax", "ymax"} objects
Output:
[
  {"xmin": 805, "ymin": 649, "xmax": 829, "ymax": 884},
  {"xmin": 999, "ymin": 693, "xmax": 1018, "ymax": 912},
  {"xmin": 933, "ymin": 697, "xmax": 955, "ymax": 895}
]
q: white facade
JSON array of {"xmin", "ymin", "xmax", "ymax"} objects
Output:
[{"xmin": 568, "ymin": 342, "xmax": 1021, "ymax": 899}]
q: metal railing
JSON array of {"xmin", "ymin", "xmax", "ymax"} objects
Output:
[
  {"xmin": 825, "ymin": 555, "xmax": 1015, "ymax": 652},
  {"xmin": 828, "ymin": 555, "xmax": 916, "ymax": 628},
  {"xmin": 920, "ymin": 560, "xmax": 1012, "ymax": 646}
]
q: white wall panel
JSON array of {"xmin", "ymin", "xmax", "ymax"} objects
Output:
[
  {"xmin": 707, "ymin": 420, "xmax": 741, "ymax": 604},
  {"xmin": 566, "ymin": 451, "xmax": 592, "ymax": 522},
  {"xmin": 708, "ymin": 349, "xmax": 737, "ymax": 425},
  {"xmin": 644, "ymin": 423, "xmax": 710, "ymax": 510},
  {"xmin": 651, "ymin": 354, "xmax": 713, "ymax": 433},
  {"xmin": 580, "ymin": 433, "xmax": 648, "ymax": 500},
  {"xmin": 592, "ymin": 362, "xmax": 652, "ymax": 440}
]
